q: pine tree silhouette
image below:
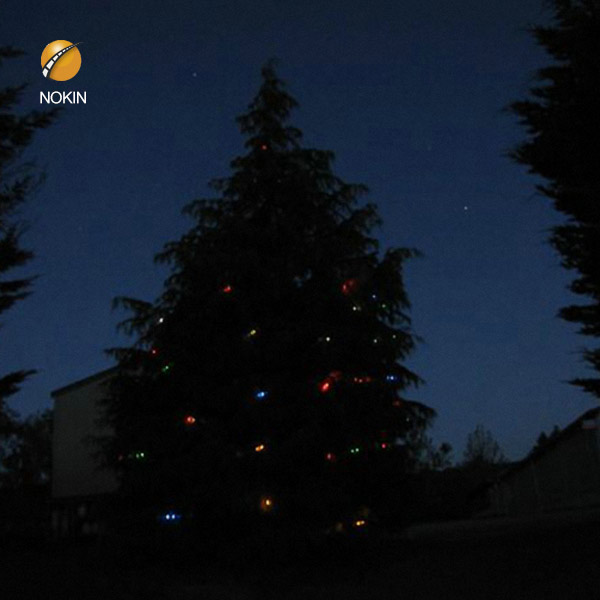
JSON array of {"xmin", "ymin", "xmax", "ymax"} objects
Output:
[{"xmin": 102, "ymin": 62, "xmax": 432, "ymax": 535}]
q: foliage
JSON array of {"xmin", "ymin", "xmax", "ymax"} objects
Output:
[
  {"xmin": 101, "ymin": 63, "xmax": 431, "ymax": 532},
  {"xmin": 462, "ymin": 425, "xmax": 506, "ymax": 467},
  {"xmin": 0, "ymin": 46, "xmax": 57, "ymax": 424},
  {"xmin": 0, "ymin": 409, "xmax": 52, "ymax": 488},
  {"xmin": 409, "ymin": 432, "xmax": 453, "ymax": 472},
  {"xmin": 428, "ymin": 441, "xmax": 453, "ymax": 471},
  {"xmin": 509, "ymin": 0, "xmax": 600, "ymax": 398},
  {"xmin": 529, "ymin": 425, "xmax": 561, "ymax": 456}
]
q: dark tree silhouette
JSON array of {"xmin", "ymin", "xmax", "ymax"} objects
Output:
[
  {"xmin": 102, "ymin": 63, "xmax": 432, "ymax": 534},
  {"xmin": 510, "ymin": 0, "xmax": 600, "ymax": 398},
  {"xmin": 0, "ymin": 409, "xmax": 52, "ymax": 489},
  {"xmin": 462, "ymin": 425, "xmax": 506, "ymax": 467},
  {"xmin": 0, "ymin": 47, "xmax": 56, "ymax": 434},
  {"xmin": 430, "ymin": 441, "xmax": 453, "ymax": 470},
  {"xmin": 529, "ymin": 425, "xmax": 561, "ymax": 456}
]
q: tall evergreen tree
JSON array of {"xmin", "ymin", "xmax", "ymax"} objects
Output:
[
  {"xmin": 510, "ymin": 0, "xmax": 600, "ymax": 398},
  {"xmin": 103, "ymin": 63, "xmax": 432, "ymax": 533},
  {"xmin": 0, "ymin": 47, "xmax": 56, "ymax": 433}
]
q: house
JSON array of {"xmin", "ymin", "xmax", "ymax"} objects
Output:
[
  {"xmin": 488, "ymin": 407, "xmax": 600, "ymax": 516},
  {"xmin": 51, "ymin": 367, "xmax": 117, "ymax": 536}
]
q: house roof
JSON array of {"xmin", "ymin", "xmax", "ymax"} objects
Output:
[
  {"xmin": 495, "ymin": 406, "xmax": 600, "ymax": 482},
  {"xmin": 51, "ymin": 366, "xmax": 118, "ymax": 398}
]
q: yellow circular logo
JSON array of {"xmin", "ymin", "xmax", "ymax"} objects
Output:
[{"xmin": 41, "ymin": 40, "xmax": 82, "ymax": 81}]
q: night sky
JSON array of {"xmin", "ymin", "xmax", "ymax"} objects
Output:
[{"xmin": 2, "ymin": 0, "xmax": 596, "ymax": 460}]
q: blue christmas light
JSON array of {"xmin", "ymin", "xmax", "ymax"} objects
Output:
[
  {"xmin": 386, "ymin": 374, "xmax": 398, "ymax": 382},
  {"xmin": 159, "ymin": 511, "xmax": 182, "ymax": 523},
  {"xmin": 254, "ymin": 390, "xmax": 268, "ymax": 400}
]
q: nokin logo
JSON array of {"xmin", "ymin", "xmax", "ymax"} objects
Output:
[
  {"xmin": 41, "ymin": 40, "xmax": 82, "ymax": 81},
  {"xmin": 40, "ymin": 40, "xmax": 86, "ymax": 105}
]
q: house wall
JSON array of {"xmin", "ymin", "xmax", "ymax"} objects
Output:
[
  {"xmin": 491, "ymin": 415, "xmax": 600, "ymax": 515},
  {"xmin": 51, "ymin": 371, "xmax": 118, "ymax": 499}
]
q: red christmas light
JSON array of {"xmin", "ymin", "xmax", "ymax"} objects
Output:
[
  {"xmin": 184, "ymin": 415, "xmax": 196, "ymax": 426},
  {"xmin": 319, "ymin": 371, "xmax": 342, "ymax": 393},
  {"xmin": 341, "ymin": 278, "xmax": 359, "ymax": 295},
  {"xmin": 260, "ymin": 144, "xmax": 268, "ymax": 151},
  {"xmin": 222, "ymin": 284, "xmax": 233, "ymax": 294},
  {"xmin": 325, "ymin": 452, "xmax": 336, "ymax": 462},
  {"xmin": 150, "ymin": 348, "xmax": 159, "ymax": 356},
  {"xmin": 319, "ymin": 380, "xmax": 331, "ymax": 393}
]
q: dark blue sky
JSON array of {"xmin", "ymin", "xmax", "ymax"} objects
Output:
[{"xmin": 2, "ymin": 0, "xmax": 596, "ymax": 460}]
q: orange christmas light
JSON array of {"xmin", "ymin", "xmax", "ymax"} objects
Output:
[{"xmin": 260, "ymin": 496, "xmax": 274, "ymax": 512}]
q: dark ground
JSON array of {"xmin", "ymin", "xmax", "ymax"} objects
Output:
[{"xmin": 2, "ymin": 510, "xmax": 599, "ymax": 599}]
